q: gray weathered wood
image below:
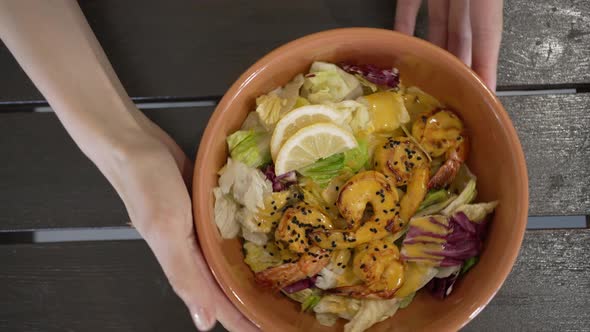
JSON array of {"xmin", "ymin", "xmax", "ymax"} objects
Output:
[
  {"xmin": 0, "ymin": 230, "xmax": 587, "ymax": 331},
  {"xmin": 0, "ymin": 107, "xmax": 212, "ymax": 231},
  {"xmin": 0, "ymin": 0, "xmax": 588, "ymax": 104},
  {"xmin": 499, "ymin": 93, "xmax": 590, "ymax": 216},
  {"xmin": 465, "ymin": 229, "xmax": 590, "ymax": 331},
  {"xmin": 0, "ymin": 240, "xmax": 219, "ymax": 332},
  {"xmin": 1, "ymin": 94, "xmax": 589, "ymax": 231}
]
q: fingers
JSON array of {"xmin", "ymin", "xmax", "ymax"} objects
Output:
[
  {"xmin": 144, "ymin": 220, "xmax": 217, "ymax": 331},
  {"xmin": 147, "ymin": 227, "xmax": 258, "ymax": 331},
  {"xmin": 447, "ymin": 0, "xmax": 472, "ymax": 66},
  {"xmin": 470, "ymin": 0, "xmax": 503, "ymax": 91},
  {"xmin": 427, "ymin": 0, "xmax": 449, "ymax": 48},
  {"xmin": 394, "ymin": 0, "xmax": 422, "ymax": 35}
]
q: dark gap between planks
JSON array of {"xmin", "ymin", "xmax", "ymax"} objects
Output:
[
  {"xmin": 0, "ymin": 216, "xmax": 588, "ymax": 245},
  {"xmin": 1, "ymin": 84, "xmax": 589, "ymax": 113}
]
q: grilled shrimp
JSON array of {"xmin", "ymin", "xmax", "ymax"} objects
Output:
[
  {"xmin": 412, "ymin": 108, "xmax": 469, "ymax": 189},
  {"xmin": 330, "ymin": 238, "xmax": 405, "ymax": 299},
  {"xmin": 374, "ymin": 136, "xmax": 430, "ymax": 223},
  {"xmin": 254, "ymin": 246, "xmax": 331, "ymax": 289},
  {"xmin": 255, "ymin": 203, "xmax": 334, "ymax": 289},
  {"xmin": 373, "ymin": 136, "xmax": 429, "ymax": 187},
  {"xmin": 311, "ymin": 171, "xmax": 402, "ymax": 250}
]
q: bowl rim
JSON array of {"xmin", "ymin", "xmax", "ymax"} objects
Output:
[{"xmin": 194, "ymin": 27, "xmax": 529, "ymax": 331}]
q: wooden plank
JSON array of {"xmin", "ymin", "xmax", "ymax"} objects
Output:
[
  {"xmin": 0, "ymin": 107, "xmax": 212, "ymax": 231},
  {"xmin": 1, "ymin": 94, "xmax": 589, "ymax": 231},
  {"xmin": 0, "ymin": 0, "xmax": 588, "ymax": 104},
  {"xmin": 465, "ymin": 229, "xmax": 590, "ymax": 331},
  {"xmin": 499, "ymin": 93, "xmax": 590, "ymax": 216},
  {"xmin": 0, "ymin": 230, "xmax": 587, "ymax": 331},
  {"xmin": 0, "ymin": 240, "xmax": 213, "ymax": 332}
]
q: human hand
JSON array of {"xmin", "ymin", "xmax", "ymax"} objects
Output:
[
  {"xmin": 394, "ymin": 0, "xmax": 503, "ymax": 91},
  {"xmin": 102, "ymin": 109, "xmax": 258, "ymax": 332}
]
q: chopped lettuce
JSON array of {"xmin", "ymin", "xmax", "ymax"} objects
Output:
[
  {"xmin": 243, "ymin": 241, "xmax": 281, "ymax": 272},
  {"xmin": 255, "ymin": 92, "xmax": 284, "ymax": 129},
  {"xmin": 284, "ymin": 288, "xmax": 314, "ymax": 303},
  {"xmin": 241, "ymin": 226, "xmax": 268, "ymax": 246},
  {"xmin": 442, "ymin": 178, "xmax": 477, "ymax": 215},
  {"xmin": 435, "ymin": 265, "xmax": 462, "ymax": 278},
  {"xmin": 299, "ymin": 153, "xmax": 344, "ymax": 187},
  {"xmin": 419, "ymin": 189, "xmax": 450, "ymax": 211},
  {"xmin": 213, "ymin": 187, "xmax": 241, "ymax": 238},
  {"xmin": 255, "ymin": 74, "xmax": 304, "ymax": 130},
  {"xmin": 395, "ymin": 263, "xmax": 439, "ymax": 298},
  {"xmin": 299, "ymin": 139, "xmax": 368, "ymax": 188},
  {"xmin": 315, "ymin": 267, "xmax": 339, "ymax": 290},
  {"xmin": 218, "ymin": 158, "xmax": 272, "ymax": 212},
  {"xmin": 461, "ymin": 256, "xmax": 479, "ymax": 275},
  {"xmin": 354, "ymin": 74, "xmax": 378, "ymax": 93},
  {"xmin": 240, "ymin": 111, "xmax": 265, "ymax": 131},
  {"xmin": 302, "ymin": 62, "xmax": 362, "ymax": 104},
  {"xmin": 314, "ymin": 295, "xmax": 361, "ymax": 321},
  {"xmin": 414, "ymin": 194, "xmax": 457, "ymax": 218},
  {"xmin": 324, "ymin": 100, "xmax": 372, "ymax": 134},
  {"xmin": 344, "ymin": 299, "xmax": 399, "ymax": 332},
  {"xmin": 281, "ymin": 74, "xmax": 305, "ymax": 112},
  {"xmin": 302, "ymin": 293, "xmax": 322, "ymax": 312},
  {"xmin": 316, "ymin": 313, "xmax": 338, "ymax": 327},
  {"xmin": 398, "ymin": 292, "xmax": 416, "ymax": 309},
  {"xmin": 293, "ymin": 96, "xmax": 310, "ymax": 108},
  {"xmin": 455, "ymin": 201, "xmax": 499, "ymax": 223},
  {"xmin": 226, "ymin": 130, "xmax": 271, "ymax": 168}
]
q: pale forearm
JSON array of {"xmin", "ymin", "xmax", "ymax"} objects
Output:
[{"xmin": 0, "ymin": 0, "xmax": 140, "ymax": 161}]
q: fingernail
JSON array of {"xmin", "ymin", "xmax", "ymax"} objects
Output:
[{"xmin": 192, "ymin": 306, "xmax": 215, "ymax": 331}]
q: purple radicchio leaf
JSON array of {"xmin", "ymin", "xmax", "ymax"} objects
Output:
[
  {"xmin": 340, "ymin": 63, "xmax": 400, "ymax": 88},
  {"xmin": 282, "ymin": 276, "xmax": 317, "ymax": 294},
  {"xmin": 262, "ymin": 164, "xmax": 297, "ymax": 192}
]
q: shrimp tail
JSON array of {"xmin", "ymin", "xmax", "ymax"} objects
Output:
[
  {"xmin": 428, "ymin": 136, "xmax": 469, "ymax": 189},
  {"xmin": 254, "ymin": 250, "xmax": 330, "ymax": 290}
]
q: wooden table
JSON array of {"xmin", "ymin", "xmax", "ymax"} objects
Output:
[{"xmin": 1, "ymin": 1, "xmax": 588, "ymax": 331}]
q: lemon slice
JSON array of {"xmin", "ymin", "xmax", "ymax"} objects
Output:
[
  {"xmin": 274, "ymin": 123, "xmax": 357, "ymax": 175},
  {"xmin": 270, "ymin": 105, "xmax": 345, "ymax": 160}
]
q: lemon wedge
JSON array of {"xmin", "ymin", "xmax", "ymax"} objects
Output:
[
  {"xmin": 270, "ymin": 105, "xmax": 345, "ymax": 160},
  {"xmin": 274, "ymin": 123, "xmax": 357, "ymax": 175}
]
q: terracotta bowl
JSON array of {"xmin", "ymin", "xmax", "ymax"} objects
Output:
[{"xmin": 194, "ymin": 28, "xmax": 528, "ymax": 331}]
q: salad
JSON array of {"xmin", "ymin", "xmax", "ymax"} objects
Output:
[{"xmin": 213, "ymin": 61, "xmax": 497, "ymax": 332}]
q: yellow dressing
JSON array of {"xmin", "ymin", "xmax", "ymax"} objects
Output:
[
  {"xmin": 395, "ymin": 262, "xmax": 437, "ymax": 298},
  {"xmin": 363, "ymin": 91, "xmax": 409, "ymax": 133},
  {"xmin": 411, "ymin": 215, "xmax": 449, "ymax": 235},
  {"xmin": 402, "ymin": 243, "xmax": 443, "ymax": 260}
]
